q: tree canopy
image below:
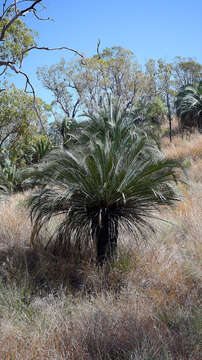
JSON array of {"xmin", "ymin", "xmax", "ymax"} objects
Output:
[
  {"xmin": 37, "ymin": 48, "xmax": 202, "ymax": 135},
  {"xmin": 0, "ymin": 85, "xmax": 51, "ymax": 164}
]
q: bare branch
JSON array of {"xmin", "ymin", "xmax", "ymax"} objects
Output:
[
  {"xmin": 72, "ymin": 98, "xmax": 80, "ymax": 118},
  {"xmin": 14, "ymin": 0, "xmax": 17, "ymax": 14},
  {"xmin": 32, "ymin": 7, "xmax": 52, "ymax": 21},
  {"xmin": 53, "ymin": 95, "xmax": 70, "ymax": 117},
  {"xmin": 5, "ymin": 62, "xmax": 46, "ymax": 131},
  {"xmin": 0, "ymin": 131, "xmax": 14, "ymax": 148},
  {"xmin": 0, "ymin": 0, "xmax": 42, "ymax": 41},
  {"xmin": 0, "ymin": 0, "xmax": 87, "ymax": 127},
  {"xmin": 0, "ymin": 60, "xmax": 15, "ymax": 67},
  {"xmin": 1, "ymin": 0, "xmax": 9, "ymax": 19},
  {"xmin": 96, "ymin": 39, "xmax": 101, "ymax": 59},
  {"xmin": 0, "ymin": 65, "xmax": 8, "ymax": 76},
  {"xmin": 24, "ymin": 78, "xmax": 28, "ymax": 92},
  {"xmin": 20, "ymin": 46, "xmax": 85, "ymax": 68}
]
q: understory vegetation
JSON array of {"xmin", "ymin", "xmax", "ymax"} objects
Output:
[{"xmin": 0, "ymin": 127, "xmax": 201, "ymax": 359}]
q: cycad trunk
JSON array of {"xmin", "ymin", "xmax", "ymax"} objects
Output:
[{"xmin": 92, "ymin": 210, "xmax": 118, "ymax": 265}]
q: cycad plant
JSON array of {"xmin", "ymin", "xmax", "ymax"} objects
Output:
[
  {"xmin": 29, "ymin": 137, "xmax": 53, "ymax": 164},
  {"xmin": 175, "ymin": 81, "xmax": 202, "ymax": 131},
  {"xmin": 27, "ymin": 102, "xmax": 183, "ymax": 265},
  {"xmin": 0, "ymin": 158, "xmax": 23, "ymax": 194}
]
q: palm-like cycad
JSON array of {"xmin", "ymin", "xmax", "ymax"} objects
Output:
[
  {"xmin": 28, "ymin": 104, "xmax": 182, "ymax": 265},
  {"xmin": 175, "ymin": 81, "xmax": 202, "ymax": 131},
  {"xmin": 30, "ymin": 137, "xmax": 53, "ymax": 163},
  {"xmin": 0, "ymin": 159, "xmax": 22, "ymax": 193}
]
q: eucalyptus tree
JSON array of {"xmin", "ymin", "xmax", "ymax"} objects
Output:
[
  {"xmin": 0, "ymin": 0, "xmax": 84, "ymax": 129},
  {"xmin": 0, "ymin": 0, "xmax": 84, "ymax": 82},
  {"xmin": 27, "ymin": 102, "xmax": 182, "ymax": 265},
  {"xmin": 173, "ymin": 57, "xmax": 202, "ymax": 89},
  {"xmin": 0, "ymin": 1, "xmax": 37, "ymax": 79},
  {"xmin": 37, "ymin": 46, "xmax": 146, "ymax": 118},
  {"xmin": 37, "ymin": 59, "xmax": 84, "ymax": 119},
  {"xmin": 0, "ymin": 85, "xmax": 51, "ymax": 163}
]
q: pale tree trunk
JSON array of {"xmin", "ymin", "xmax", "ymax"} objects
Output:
[{"xmin": 166, "ymin": 93, "xmax": 172, "ymax": 142}]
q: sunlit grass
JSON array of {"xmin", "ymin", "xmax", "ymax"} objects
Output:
[
  {"xmin": 0, "ymin": 130, "xmax": 201, "ymax": 359},
  {"xmin": 163, "ymin": 131, "xmax": 202, "ymax": 161}
]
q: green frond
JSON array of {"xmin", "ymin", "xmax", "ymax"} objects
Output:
[
  {"xmin": 175, "ymin": 82, "xmax": 202, "ymax": 129},
  {"xmin": 26, "ymin": 101, "xmax": 183, "ymax": 262}
]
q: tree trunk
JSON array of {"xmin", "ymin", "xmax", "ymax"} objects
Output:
[
  {"xmin": 91, "ymin": 211, "xmax": 118, "ymax": 265},
  {"xmin": 166, "ymin": 93, "xmax": 172, "ymax": 142}
]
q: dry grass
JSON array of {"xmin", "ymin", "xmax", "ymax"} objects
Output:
[
  {"xmin": 163, "ymin": 131, "xmax": 202, "ymax": 162},
  {"xmin": 0, "ymin": 192, "xmax": 31, "ymax": 248},
  {"xmin": 0, "ymin": 131, "xmax": 201, "ymax": 359}
]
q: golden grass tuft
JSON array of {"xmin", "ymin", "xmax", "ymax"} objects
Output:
[
  {"xmin": 0, "ymin": 192, "xmax": 31, "ymax": 248},
  {"xmin": 163, "ymin": 131, "xmax": 202, "ymax": 161}
]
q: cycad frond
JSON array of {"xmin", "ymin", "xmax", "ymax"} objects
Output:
[
  {"xmin": 27, "ymin": 125, "xmax": 182, "ymax": 263},
  {"xmin": 175, "ymin": 82, "xmax": 202, "ymax": 130}
]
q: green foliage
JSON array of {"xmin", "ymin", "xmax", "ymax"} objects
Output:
[
  {"xmin": 173, "ymin": 57, "xmax": 202, "ymax": 88},
  {"xmin": 38, "ymin": 47, "xmax": 202, "ymax": 141},
  {"xmin": 0, "ymin": 85, "xmax": 51, "ymax": 163},
  {"xmin": 0, "ymin": 157, "xmax": 22, "ymax": 193},
  {"xmin": 132, "ymin": 97, "xmax": 166, "ymax": 125},
  {"xmin": 145, "ymin": 97, "xmax": 167, "ymax": 124},
  {"xmin": 37, "ymin": 46, "xmax": 144, "ymax": 117},
  {"xmin": 0, "ymin": 12, "xmax": 36, "ymax": 66},
  {"xmin": 26, "ymin": 135, "xmax": 53, "ymax": 164},
  {"xmin": 26, "ymin": 102, "xmax": 183, "ymax": 264},
  {"xmin": 175, "ymin": 81, "xmax": 202, "ymax": 130},
  {"xmin": 0, "ymin": 85, "xmax": 52, "ymax": 192},
  {"xmin": 49, "ymin": 117, "xmax": 85, "ymax": 148}
]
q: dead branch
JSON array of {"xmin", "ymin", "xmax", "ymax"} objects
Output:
[
  {"xmin": 0, "ymin": 65, "xmax": 8, "ymax": 76},
  {"xmin": 32, "ymin": 7, "xmax": 52, "ymax": 21},
  {"xmin": 96, "ymin": 39, "xmax": 101, "ymax": 59},
  {"xmin": 20, "ymin": 46, "xmax": 85, "ymax": 68},
  {"xmin": 0, "ymin": 1, "xmax": 42, "ymax": 41}
]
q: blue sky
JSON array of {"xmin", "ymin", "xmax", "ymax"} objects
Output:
[{"xmin": 13, "ymin": 0, "xmax": 202, "ymax": 104}]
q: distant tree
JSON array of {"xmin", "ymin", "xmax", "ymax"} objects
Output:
[
  {"xmin": 173, "ymin": 57, "xmax": 202, "ymax": 89},
  {"xmin": 87, "ymin": 46, "xmax": 144, "ymax": 111},
  {"xmin": 144, "ymin": 57, "xmax": 202, "ymax": 137},
  {"xmin": 146, "ymin": 59, "xmax": 176, "ymax": 141},
  {"xmin": 144, "ymin": 59, "xmax": 159, "ymax": 100},
  {"xmin": 37, "ymin": 46, "xmax": 145, "ymax": 117},
  {"xmin": 37, "ymin": 59, "xmax": 84, "ymax": 118},
  {"xmin": 0, "ymin": 85, "xmax": 51, "ymax": 163},
  {"xmin": 154, "ymin": 59, "xmax": 176, "ymax": 142},
  {"xmin": 131, "ymin": 96, "xmax": 166, "ymax": 127}
]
